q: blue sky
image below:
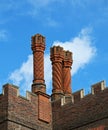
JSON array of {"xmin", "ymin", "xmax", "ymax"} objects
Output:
[{"xmin": 0, "ymin": 0, "xmax": 108, "ymax": 96}]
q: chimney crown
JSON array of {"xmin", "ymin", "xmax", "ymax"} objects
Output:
[{"xmin": 32, "ymin": 34, "xmax": 45, "ymax": 45}]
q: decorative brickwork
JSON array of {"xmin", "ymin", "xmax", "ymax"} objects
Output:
[
  {"xmin": 50, "ymin": 46, "xmax": 64, "ymax": 100},
  {"xmin": 50, "ymin": 46, "xmax": 73, "ymax": 101},
  {"xmin": 38, "ymin": 92, "xmax": 51, "ymax": 123},
  {"xmin": 63, "ymin": 51, "xmax": 73, "ymax": 95},
  {"xmin": 0, "ymin": 34, "xmax": 108, "ymax": 130},
  {"xmin": 31, "ymin": 34, "xmax": 46, "ymax": 93}
]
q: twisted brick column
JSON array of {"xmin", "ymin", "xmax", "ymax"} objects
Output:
[
  {"xmin": 52, "ymin": 62, "xmax": 62, "ymax": 92},
  {"xmin": 50, "ymin": 46, "xmax": 64, "ymax": 100},
  {"xmin": 63, "ymin": 51, "xmax": 73, "ymax": 95},
  {"xmin": 31, "ymin": 34, "xmax": 46, "ymax": 93}
]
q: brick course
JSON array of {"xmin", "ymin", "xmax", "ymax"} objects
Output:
[
  {"xmin": 0, "ymin": 84, "xmax": 52, "ymax": 130},
  {"xmin": 52, "ymin": 81, "xmax": 108, "ymax": 130}
]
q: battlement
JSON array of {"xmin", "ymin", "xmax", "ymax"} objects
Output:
[
  {"xmin": 0, "ymin": 83, "xmax": 52, "ymax": 130},
  {"xmin": 73, "ymin": 89, "xmax": 84, "ymax": 103},
  {"xmin": 51, "ymin": 80, "xmax": 107, "ymax": 106},
  {"xmin": 52, "ymin": 80, "xmax": 108, "ymax": 130},
  {"xmin": 72, "ymin": 80, "xmax": 106, "ymax": 104},
  {"xmin": 60, "ymin": 80, "xmax": 106, "ymax": 105},
  {"xmin": 91, "ymin": 80, "xmax": 105, "ymax": 94}
]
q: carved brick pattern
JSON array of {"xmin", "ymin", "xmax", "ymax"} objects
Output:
[
  {"xmin": 63, "ymin": 67, "xmax": 72, "ymax": 94},
  {"xmin": 34, "ymin": 51, "xmax": 44, "ymax": 83},
  {"xmin": 52, "ymin": 62, "xmax": 63, "ymax": 92}
]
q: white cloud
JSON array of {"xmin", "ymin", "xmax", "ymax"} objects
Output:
[
  {"xmin": 9, "ymin": 55, "xmax": 33, "ymax": 94},
  {"xmin": 8, "ymin": 27, "xmax": 96, "ymax": 95},
  {"xmin": 53, "ymin": 27, "xmax": 96, "ymax": 75}
]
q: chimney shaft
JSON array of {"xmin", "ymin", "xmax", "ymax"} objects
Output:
[
  {"xmin": 63, "ymin": 51, "xmax": 73, "ymax": 95},
  {"xmin": 50, "ymin": 46, "xmax": 64, "ymax": 100},
  {"xmin": 31, "ymin": 34, "xmax": 46, "ymax": 93},
  {"xmin": 50, "ymin": 46, "xmax": 73, "ymax": 101}
]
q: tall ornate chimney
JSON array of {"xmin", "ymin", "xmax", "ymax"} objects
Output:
[
  {"xmin": 50, "ymin": 46, "xmax": 73, "ymax": 101},
  {"xmin": 50, "ymin": 46, "xmax": 64, "ymax": 100},
  {"xmin": 31, "ymin": 34, "xmax": 46, "ymax": 93}
]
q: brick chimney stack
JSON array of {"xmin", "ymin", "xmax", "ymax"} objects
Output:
[
  {"xmin": 63, "ymin": 51, "xmax": 73, "ymax": 96},
  {"xmin": 31, "ymin": 34, "xmax": 46, "ymax": 93},
  {"xmin": 50, "ymin": 46, "xmax": 64, "ymax": 100},
  {"xmin": 50, "ymin": 46, "xmax": 73, "ymax": 101}
]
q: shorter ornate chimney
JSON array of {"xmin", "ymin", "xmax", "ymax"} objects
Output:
[
  {"xmin": 50, "ymin": 46, "xmax": 64, "ymax": 100},
  {"xmin": 63, "ymin": 51, "xmax": 73, "ymax": 96},
  {"xmin": 50, "ymin": 46, "xmax": 73, "ymax": 101},
  {"xmin": 31, "ymin": 34, "xmax": 46, "ymax": 94}
]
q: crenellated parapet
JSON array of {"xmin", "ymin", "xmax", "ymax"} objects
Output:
[
  {"xmin": 72, "ymin": 89, "xmax": 84, "ymax": 103},
  {"xmin": 52, "ymin": 80, "xmax": 107, "ymax": 106},
  {"xmin": 0, "ymin": 83, "xmax": 52, "ymax": 130},
  {"xmin": 91, "ymin": 80, "xmax": 105, "ymax": 94},
  {"xmin": 52, "ymin": 80, "xmax": 108, "ymax": 130},
  {"xmin": 72, "ymin": 80, "xmax": 106, "ymax": 104}
]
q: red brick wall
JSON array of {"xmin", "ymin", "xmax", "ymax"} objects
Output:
[
  {"xmin": 1, "ymin": 84, "xmax": 52, "ymax": 130},
  {"xmin": 0, "ymin": 121, "xmax": 7, "ymax": 130},
  {"xmin": 0, "ymin": 92, "xmax": 8, "ymax": 130},
  {"xmin": 52, "ymin": 87, "xmax": 108, "ymax": 130},
  {"xmin": 90, "ymin": 125, "xmax": 105, "ymax": 130},
  {"xmin": 38, "ymin": 94, "xmax": 51, "ymax": 123}
]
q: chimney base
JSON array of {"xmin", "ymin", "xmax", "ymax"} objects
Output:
[
  {"xmin": 64, "ymin": 95, "xmax": 73, "ymax": 104},
  {"xmin": 51, "ymin": 92, "xmax": 64, "ymax": 101},
  {"xmin": 32, "ymin": 83, "xmax": 46, "ymax": 94}
]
